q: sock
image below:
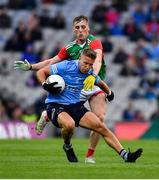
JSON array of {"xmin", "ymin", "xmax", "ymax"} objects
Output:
[
  {"xmin": 64, "ymin": 143, "xmax": 72, "ymax": 150},
  {"xmin": 86, "ymin": 148, "xmax": 95, "ymax": 158},
  {"xmin": 119, "ymin": 149, "xmax": 128, "ymax": 161}
]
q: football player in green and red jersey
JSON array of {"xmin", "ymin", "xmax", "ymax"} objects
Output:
[{"xmin": 14, "ymin": 15, "xmax": 113, "ymax": 163}]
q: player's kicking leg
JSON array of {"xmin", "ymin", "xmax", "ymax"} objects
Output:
[
  {"xmin": 80, "ymin": 112, "xmax": 143, "ymax": 163},
  {"xmin": 35, "ymin": 110, "xmax": 49, "ymax": 135}
]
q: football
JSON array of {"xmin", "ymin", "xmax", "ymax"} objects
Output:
[{"xmin": 46, "ymin": 74, "xmax": 65, "ymax": 92}]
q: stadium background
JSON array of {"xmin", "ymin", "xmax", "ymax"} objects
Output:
[
  {"xmin": 0, "ymin": 0, "xmax": 159, "ymax": 139},
  {"xmin": 0, "ymin": 0, "xmax": 159, "ymax": 179}
]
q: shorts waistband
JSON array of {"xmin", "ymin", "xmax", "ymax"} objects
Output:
[{"xmin": 46, "ymin": 101, "xmax": 84, "ymax": 108}]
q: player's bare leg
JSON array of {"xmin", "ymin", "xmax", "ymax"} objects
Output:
[
  {"xmin": 80, "ymin": 112, "xmax": 143, "ymax": 163},
  {"xmin": 57, "ymin": 112, "xmax": 78, "ymax": 162},
  {"xmin": 85, "ymin": 93, "xmax": 107, "ymax": 163}
]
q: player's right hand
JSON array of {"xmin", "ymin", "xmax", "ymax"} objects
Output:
[
  {"xmin": 42, "ymin": 82, "xmax": 62, "ymax": 94},
  {"xmin": 14, "ymin": 59, "xmax": 32, "ymax": 71}
]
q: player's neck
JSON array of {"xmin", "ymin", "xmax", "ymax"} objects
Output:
[{"xmin": 76, "ymin": 39, "xmax": 86, "ymax": 45}]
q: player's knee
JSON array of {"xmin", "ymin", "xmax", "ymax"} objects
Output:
[
  {"xmin": 94, "ymin": 122, "xmax": 104, "ymax": 133},
  {"xmin": 97, "ymin": 113, "xmax": 105, "ymax": 122},
  {"xmin": 65, "ymin": 121, "xmax": 75, "ymax": 132}
]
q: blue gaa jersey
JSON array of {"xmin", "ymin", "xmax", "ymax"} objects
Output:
[{"xmin": 45, "ymin": 60, "xmax": 101, "ymax": 105}]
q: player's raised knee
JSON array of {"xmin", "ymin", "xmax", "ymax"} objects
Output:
[
  {"xmin": 65, "ymin": 121, "xmax": 75, "ymax": 131},
  {"xmin": 93, "ymin": 122, "xmax": 105, "ymax": 132},
  {"xmin": 97, "ymin": 113, "xmax": 105, "ymax": 122}
]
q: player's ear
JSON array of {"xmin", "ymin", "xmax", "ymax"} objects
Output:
[{"xmin": 73, "ymin": 25, "xmax": 76, "ymax": 33}]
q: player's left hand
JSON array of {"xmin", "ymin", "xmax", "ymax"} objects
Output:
[
  {"xmin": 42, "ymin": 82, "xmax": 62, "ymax": 94},
  {"xmin": 83, "ymin": 75, "xmax": 96, "ymax": 91},
  {"xmin": 106, "ymin": 90, "xmax": 114, "ymax": 102}
]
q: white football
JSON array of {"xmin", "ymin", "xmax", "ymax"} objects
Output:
[{"xmin": 46, "ymin": 74, "xmax": 65, "ymax": 92}]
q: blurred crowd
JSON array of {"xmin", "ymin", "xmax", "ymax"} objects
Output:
[
  {"xmin": 0, "ymin": 0, "xmax": 159, "ymax": 124},
  {"xmin": 91, "ymin": 0, "xmax": 159, "ymax": 122}
]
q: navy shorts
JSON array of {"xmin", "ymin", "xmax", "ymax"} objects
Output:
[{"xmin": 46, "ymin": 102, "xmax": 88, "ymax": 128}]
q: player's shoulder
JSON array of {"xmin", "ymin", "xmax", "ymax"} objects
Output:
[
  {"xmin": 65, "ymin": 40, "xmax": 76, "ymax": 50},
  {"xmin": 87, "ymin": 33, "xmax": 97, "ymax": 41},
  {"xmin": 87, "ymin": 33, "xmax": 101, "ymax": 45},
  {"xmin": 64, "ymin": 60, "xmax": 78, "ymax": 71},
  {"xmin": 52, "ymin": 60, "xmax": 77, "ymax": 72},
  {"xmin": 63, "ymin": 59, "xmax": 77, "ymax": 66}
]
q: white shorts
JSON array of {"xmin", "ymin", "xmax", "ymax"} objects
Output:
[{"xmin": 80, "ymin": 85, "xmax": 104, "ymax": 102}]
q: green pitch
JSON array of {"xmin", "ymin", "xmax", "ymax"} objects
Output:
[{"xmin": 0, "ymin": 138, "xmax": 158, "ymax": 179}]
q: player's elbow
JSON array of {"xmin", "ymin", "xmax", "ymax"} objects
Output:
[{"xmin": 36, "ymin": 69, "xmax": 45, "ymax": 82}]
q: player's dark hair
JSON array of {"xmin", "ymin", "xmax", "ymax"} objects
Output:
[
  {"xmin": 73, "ymin": 15, "xmax": 88, "ymax": 25},
  {"xmin": 81, "ymin": 48, "xmax": 97, "ymax": 60}
]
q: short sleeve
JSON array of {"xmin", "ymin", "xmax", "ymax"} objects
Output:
[
  {"xmin": 95, "ymin": 75, "xmax": 101, "ymax": 85},
  {"xmin": 89, "ymin": 39, "xmax": 103, "ymax": 51},
  {"xmin": 57, "ymin": 47, "xmax": 69, "ymax": 59}
]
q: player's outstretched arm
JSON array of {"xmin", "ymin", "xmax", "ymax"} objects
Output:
[
  {"xmin": 14, "ymin": 55, "xmax": 61, "ymax": 71},
  {"xmin": 83, "ymin": 49, "xmax": 102, "ymax": 90}
]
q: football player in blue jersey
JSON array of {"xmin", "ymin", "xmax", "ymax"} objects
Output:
[{"xmin": 36, "ymin": 48, "xmax": 143, "ymax": 163}]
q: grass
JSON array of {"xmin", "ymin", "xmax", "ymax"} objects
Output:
[{"xmin": 0, "ymin": 138, "xmax": 159, "ymax": 179}]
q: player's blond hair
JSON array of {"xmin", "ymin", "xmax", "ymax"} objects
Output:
[{"xmin": 81, "ymin": 48, "xmax": 97, "ymax": 60}]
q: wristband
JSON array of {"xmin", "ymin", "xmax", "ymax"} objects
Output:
[
  {"xmin": 29, "ymin": 65, "xmax": 32, "ymax": 70},
  {"xmin": 42, "ymin": 82, "xmax": 46, "ymax": 86},
  {"xmin": 92, "ymin": 73, "xmax": 97, "ymax": 78},
  {"xmin": 108, "ymin": 90, "xmax": 111, "ymax": 95}
]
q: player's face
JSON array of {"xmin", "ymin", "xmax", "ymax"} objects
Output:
[
  {"xmin": 79, "ymin": 55, "xmax": 94, "ymax": 74},
  {"xmin": 73, "ymin": 20, "xmax": 89, "ymax": 42}
]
